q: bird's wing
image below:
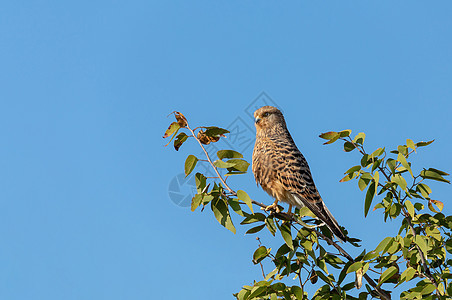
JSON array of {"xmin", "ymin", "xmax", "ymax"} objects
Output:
[
  {"xmin": 274, "ymin": 144, "xmax": 323, "ymax": 206},
  {"xmin": 273, "ymin": 139, "xmax": 346, "ymax": 241}
]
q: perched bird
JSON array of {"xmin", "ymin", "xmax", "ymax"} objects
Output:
[{"xmin": 252, "ymin": 106, "xmax": 346, "ymax": 241}]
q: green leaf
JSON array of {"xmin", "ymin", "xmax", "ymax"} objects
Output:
[
  {"xmin": 358, "ymin": 179, "xmax": 369, "ymax": 191},
  {"xmin": 253, "ymin": 246, "xmax": 270, "ymax": 264},
  {"xmin": 195, "ymin": 173, "xmax": 206, "ymax": 193},
  {"xmin": 213, "ymin": 159, "xmax": 236, "ymax": 168},
  {"xmin": 392, "ymin": 174, "xmax": 407, "ymax": 191},
  {"xmin": 339, "ymin": 173, "xmax": 356, "ymax": 182},
  {"xmin": 248, "ymin": 285, "xmax": 267, "ymax": 299},
  {"xmin": 373, "ymin": 171, "xmax": 380, "ymax": 189},
  {"xmin": 360, "ymin": 154, "xmax": 371, "ymax": 167},
  {"xmin": 397, "ymin": 145, "xmax": 408, "ymax": 156},
  {"xmin": 211, "ymin": 198, "xmax": 236, "ymax": 234},
  {"xmin": 400, "ymin": 267, "xmax": 416, "ymax": 283},
  {"xmin": 298, "ymin": 206, "xmax": 317, "ymax": 218},
  {"xmin": 364, "ymin": 181, "xmax": 376, "ymax": 217},
  {"xmin": 319, "ymin": 131, "xmax": 338, "ymax": 140},
  {"xmin": 358, "ymin": 172, "xmax": 372, "ymax": 191},
  {"xmin": 416, "ymin": 183, "xmax": 432, "ymax": 198},
  {"xmin": 387, "ymin": 159, "xmax": 396, "ymax": 174},
  {"xmin": 270, "ymin": 282, "xmax": 286, "ymax": 291},
  {"xmin": 224, "ymin": 171, "xmax": 246, "ymax": 176},
  {"xmin": 342, "ymin": 282, "xmax": 355, "ymax": 291},
  {"xmin": 405, "ymin": 200, "xmax": 415, "ymax": 218},
  {"xmin": 427, "ymin": 167, "xmax": 449, "ymax": 176},
  {"xmin": 345, "ymin": 165, "xmax": 361, "ymax": 174},
  {"xmin": 338, "ymin": 262, "xmax": 352, "ymax": 285},
  {"xmin": 265, "ymin": 216, "xmax": 277, "ymax": 236},
  {"xmin": 371, "ymin": 159, "xmax": 381, "ymax": 173},
  {"xmin": 373, "ymin": 203, "xmax": 384, "ymax": 211},
  {"xmin": 421, "ymin": 283, "xmax": 436, "ymax": 295},
  {"xmin": 163, "ymin": 121, "xmax": 180, "ymax": 138},
  {"xmin": 236, "ymin": 288, "xmax": 249, "ymax": 300},
  {"xmin": 204, "ymin": 126, "xmax": 230, "ymax": 137},
  {"xmin": 246, "ymin": 224, "xmax": 266, "ymax": 234},
  {"xmin": 275, "ymin": 243, "xmax": 291, "ymax": 257},
  {"xmin": 227, "ymin": 159, "xmax": 250, "ymax": 172},
  {"xmin": 217, "ymin": 149, "xmax": 243, "ymax": 159},
  {"xmin": 279, "ymin": 223, "xmax": 293, "ymax": 250},
  {"xmin": 299, "ymin": 239, "xmax": 313, "ymax": 252},
  {"xmin": 406, "ymin": 139, "xmax": 416, "ymax": 152},
  {"xmin": 371, "ymin": 147, "xmax": 385, "ymax": 158},
  {"xmin": 174, "ymin": 132, "xmax": 188, "ymax": 151},
  {"xmin": 339, "ymin": 129, "xmax": 352, "ymax": 137},
  {"xmin": 414, "ymin": 236, "xmax": 428, "ymax": 254},
  {"xmin": 347, "ymin": 261, "xmax": 363, "ymax": 274},
  {"xmin": 415, "ymin": 140, "xmax": 434, "ymax": 147},
  {"xmin": 414, "ymin": 202, "xmax": 424, "ymax": 211},
  {"xmin": 228, "ymin": 198, "xmax": 244, "ymax": 216},
  {"xmin": 315, "ymin": 271, "xmax": 332, "ymax": 286},
  {"xmin": 184, "ymin": 155, "xmax": 198, "ymax": 177},
  {"xmin": 363, "ymin": 250, "xmax": 380, "ymax": 261},
  {"xmin": 240, "ymin": 213, "xmax": 265, "ymax": 224},
  {"xmin": 191, "ymin": 194, "xmax": 203, "ymax": 212},
  {"xmin": 237, "ymin": 190, "xmax": 254, "ymax": 214},
  {"xmin": 378, "ymin": 266, "xmax": 398, "ymax": 286},
  {"xmin": 445, "ymin": 240, "xmax": 452, "ymax": 254},
  {"xmin": 386, "ymin": 239, "xmax": 400, "ymax": 254},
  {"xmin": 389, "ymin": 203, "xmax": 401, "ymax": 219},
  {"xmin": 344, "ymin": 141, "xmax": 356, "ymax": 152},
  {"xmin": 397, "ymin": 153, "xmax": 413, "ymax": 178},
  {"xmin": 316, "ymin": 258, "xmax": 329, "ymax": 275},
  {"xmin": 421, "ymin": 168, "xmax": 450, "ymax": 183},
  {"xmin": 353, "ymin": 132, "xmax": 366, "ymax": 145},
  {"xmin": 201, "ymin": 194, "xmax": 214, "ymax": 205},
  {"xmin": 324, "ymin": 254, "xmax": 345, "ymax": 267},
  {"xmin": 375, "ymin": 237, "xmax": 393, "ymax": 253},
  {"xmin": 425, "ymin": 226, "xmax": 441, "ymax": 240},
  {"xmin": 323, "ymin": 134, "xmax": 340, "ymax": 145},
  {"xmin": 291, "ymin": 286, "xmax": 303, "ymax": 300},
  {"xmin": 265, "ymin": 268, "xmax": 278, "ymax": 281}
]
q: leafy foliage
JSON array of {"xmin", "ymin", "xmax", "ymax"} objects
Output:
[{"xmin": 164, "ymin": 112, "xmax": 450, "ymax": 299}]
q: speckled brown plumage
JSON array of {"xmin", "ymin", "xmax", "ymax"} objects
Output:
[{"xmin": 252, "ymin": 106, "xmax": 346, "ymax": 241}]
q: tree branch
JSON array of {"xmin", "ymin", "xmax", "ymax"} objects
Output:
[
  {"xmin": 187, "ymin": 123, "xmax": 391, "ymax": 300},
  {"xmin": 376, "ymin": 163, "xmax": 440, "ymax": 295},
  {"xmin": 186, "ymin": 123, "xmax": 237, "ymax": 196},
  {"xmin": 345, "ymin": 137, "xmax": 441, "ymax": 296}
]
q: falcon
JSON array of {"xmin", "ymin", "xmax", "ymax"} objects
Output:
[{"xmin": 252, "ymin": 106, "xmax": 346, "ymax": 241}]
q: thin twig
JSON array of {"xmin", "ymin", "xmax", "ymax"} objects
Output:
[
  {"xmin": 259, "ymin": 263, "xmax": 266, "ymax": 279},
  {"xmin": 186, "ymin": 124, "xmax": 236, "ymax": 196}
]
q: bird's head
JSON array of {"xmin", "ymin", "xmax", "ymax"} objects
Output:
[{"xmin": 253, "ymin": 106, "xmax": 285, "ymax": 131}]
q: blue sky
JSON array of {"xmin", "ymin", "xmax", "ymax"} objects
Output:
[{"xmin": 0, "ymin": 1, "xmax": 451, "ymax": 299}]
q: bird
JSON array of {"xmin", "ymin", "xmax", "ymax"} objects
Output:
[{"xmin": 252, "ymin": 105, "xmax": 346, "ymax": 241}]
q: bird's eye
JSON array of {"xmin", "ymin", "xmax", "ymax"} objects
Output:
[{"xmin": 263, "ymin": 112, "xmax": 270, "ymax": 117}]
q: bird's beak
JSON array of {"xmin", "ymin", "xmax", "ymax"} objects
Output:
[{"xmin": 255, "ymin": 117, "xmax": 261, "ymax": 124}]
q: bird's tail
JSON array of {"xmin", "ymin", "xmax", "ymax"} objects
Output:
[
  {"xmin": 319, "ymin": 202, "xmax": 347, "ymax": 242},
  {"xmin": 292, "ymin": 194, "xmax": 346, "ymax": 242}
]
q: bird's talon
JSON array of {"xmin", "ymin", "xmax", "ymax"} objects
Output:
[{"xmin": 264, "ymin": 203, "xmax": 280, "ymax": 213}]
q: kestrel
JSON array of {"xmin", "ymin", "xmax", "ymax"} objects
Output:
[{"xmin": 252, "ymin": 106, "xmax": 346, "ymax": 241}]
